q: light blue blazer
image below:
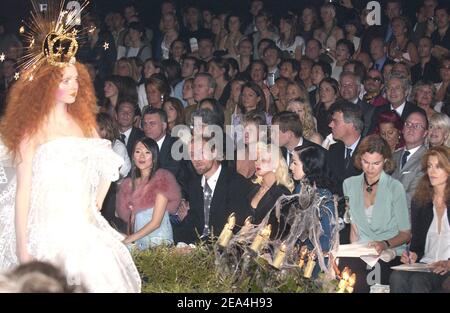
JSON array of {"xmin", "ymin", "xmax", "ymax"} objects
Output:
[{"xmin": 343, "ymin": 171, "xmax": 411, "ymax": 255}]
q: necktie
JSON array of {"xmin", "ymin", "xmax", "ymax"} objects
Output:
[
  {"xmin": 345, "ymin": 148, "xmax": 352, "ymax": 169},
  {"xmin": 401, "ymin": 150, "xmax": 410, "ymax": 169},
  {"xmin": 120, "ymin": 133, "xmax": 126, "ymax": 144},
  {"xmin": 374, "ymin": 63, "xmax": 379, "ymax": 70},
  {"xmin": 288, "ymin": 151, "xmax": 293, "ymax": 166},
  {"xmin": 202, "ymin": 181, "xmax": 212, "ymax": 238}
]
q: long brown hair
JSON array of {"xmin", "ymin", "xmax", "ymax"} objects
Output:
[
  {"xmin": 413, "ymin": 146, "xmax": 450, "ymax": 207},
  {"xmin": 0, "ymin": 62, "xmax": 97, "ymax": 159}
]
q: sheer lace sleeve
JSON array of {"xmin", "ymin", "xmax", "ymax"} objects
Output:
[{"xmin": 0, "ymin": 140, "xmax": 18, "ymax": 270}]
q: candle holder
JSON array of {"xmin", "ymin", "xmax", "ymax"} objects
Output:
[
  {"xmin": 250, "ymin": 224, "xmax": 271, "ymax": 254},
  {"xmin": 303, "ymin": 251, "xmax": 316, "ymax": 278},
  {"xmin": 217, "ymin": 213, "xmax": 236, "ymax": 248},
  {"xmin": 272, "ymin": 242, "xmax": 286, "ymax": 269}
]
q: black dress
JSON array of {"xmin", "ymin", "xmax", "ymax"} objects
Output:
[{"xmin": 248, "ymin": 183, "xmax": 291, "ymax": 239}]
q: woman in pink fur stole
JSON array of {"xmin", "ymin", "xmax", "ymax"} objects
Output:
[{"xmin": 117, "ymin": 137, "xmax": 181, "ymax": 250}]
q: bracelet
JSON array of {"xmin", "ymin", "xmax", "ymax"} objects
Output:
[{"xmin": 384, "ymin": 240, "xmax": 391, "ymax": 248}]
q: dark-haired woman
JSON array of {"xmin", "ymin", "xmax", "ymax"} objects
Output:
[
  {"xmin": 207, "ymin": 57, "xmax": 231, "ymax": 106},
  {"xmin": 290, "ymin": 145, "xmax": 336, "ymax": 264},
  {"xmin": 390, "ymin": 146, "xmax": 450, "ymax": 293},
  {"xmin": 117, "ymin": 138, "xmax": 181, "ymax": 249}
]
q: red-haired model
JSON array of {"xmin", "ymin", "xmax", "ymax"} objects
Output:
[{"xmin": 0, "ymin": 3, "xmax": 141, "ymax": 292}]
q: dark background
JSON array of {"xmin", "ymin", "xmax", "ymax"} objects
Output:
[{"xmin": 0, "ymin": 0, "xmax": 439, "ymax": 34}]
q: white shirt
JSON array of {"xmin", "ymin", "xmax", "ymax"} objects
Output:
[
  {"xmin": 344, "ymin": 136, "xmax": 361, "ymax": 158},
  {"xmin": 391, "ymin": 101, "xmax": 406, "ymax": 117},
  {"xmin": 276, "ymin": 36, "xmax": 305, "ymax": 58},
  {"xmin": 404, "ymin": 145, "xmax": 422, "ymax": 163},
  {"xmin": 120, "ymin": 127, "xmax": 132, "ymax": 146},
  {"xmin": 137, "ymin": 83, "xmax": 148, "ymax": 112},
  {"xmin": 321, "ymin": 133, "xmax": 337, "ymax": 150},
  {"xmin": 156, "ymin": 135, "xmax": 166, "ymax": 151},
  {"xmin": 201, "ymin": 164, "xmax": 222, "ymax": 199},
  {"xmin": 113, "ymin": 140, "xmax": 131, "ymax": 179},
  {"xmin": 286, "ymin": 138, "xmax": 303, "ymax": 165},
  {"xmin": 420, "ymin": 207, "xmax": 450, "ymax": 264}
]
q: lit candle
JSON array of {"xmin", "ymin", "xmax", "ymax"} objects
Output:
[
  {"xmin": 303, "ymin": 252, "xmax": 317, "ymax": 278},
  {"xmin": 250, "ymin": 224, "xmax": 272, "ymax": 253},
  {"xmin": 337, "ymin": 267, "xmax": 351, "ymax": 293},
  {"xmin": 217, "ymin": 213, "xmax": 236, "ymax": 247},
  {"xmin": 346, "ymin": 273, "xmax": 356, "ymax": 293},
  {"xmin": 298, "ymin": 246, "xmax": 308, "ymax": 269},
  {"xmin": 272, "ymin": 242, "xmax": 287, "ymax": 269}
]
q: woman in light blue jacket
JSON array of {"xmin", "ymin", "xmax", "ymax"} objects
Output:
[{"xmin": 341, "ymin": 135, "xmax": 411, "ymax": 293}]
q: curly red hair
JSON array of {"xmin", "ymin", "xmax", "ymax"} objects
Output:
[{"xmin": 0, "ymin": 62, "xmax": 97, "ymax": 158}]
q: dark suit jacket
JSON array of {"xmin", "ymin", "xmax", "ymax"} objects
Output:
[
  {"xmin": 173, "ymin": 166, "xmax": 252, "ymax": 244},
  {"xmin": 373, "ymin": 102, "xmax": 427, "ymax": 132},
  {"xmin": 327, "ymin": 140, "xmax": 362, "ymax": 197},
  {"xmin": 328, "ymin": 140, "xmax": 362, "ymax": 244},
  {"xmin": 159, "ymin": 135, "xmax": 180, "ymax": 177},
  {"xmin": 356, "ymin": 99, "xmax": 375, "ymax": 137},
  {"xmin": 411, "ymin": 56, "xmax": 441, "ymax": 84},
  {"xmin": 410, "ymin": 199, "xmax": 450, "ymax": 260},
  {"xmin": 125, "ymin": 127, "xmax": 145, "ymax": 159},
  {"xmin": 410, "ymin": 22, "xmax": 428, "ymax": 47}
]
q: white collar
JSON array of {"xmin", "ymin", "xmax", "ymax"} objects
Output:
[
  {"xmin": 405, "ymin": 145, "xmax": 422, "ymax": 158},
  {"xmin": 391, "ymin": 101, "xmax": 406, "ymax": 116},
  {"xmin": 156, "ymin": 135, "xmax": 166, "ymax": 150},
  {"xmin": 201, "ymin": 164, "xmax": 222, "ymax": 195},
  {"xmin": 121, "ymin": 128, "xmax": 133, "ymax": 143},
  {"xmin": 288, "ymin": 137, "xmax": 303, "ymax": 153},
  {"xmin": 345, "ymin": 136, "xmax": 361, "ymax": 155}
]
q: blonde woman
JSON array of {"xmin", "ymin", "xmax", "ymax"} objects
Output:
[
  {"xmin": 114, "ymin": 57, "xmax": 140, "ymax": 83},
  {"xmin": 428, "ymin": 113, "xmax": 450, "ymax": 148},
  {"xmin": 287, "ymin": 98, "xmax": 322, "ymax": 145},
  {"xmin": 249, "ymin": 142, "xmax": 294, "ymax": 238}
]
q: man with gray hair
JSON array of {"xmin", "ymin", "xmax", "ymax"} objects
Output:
[
  {"xmin": 374, "ymin": 73, "xmax": 427, "ymax": 125},
  {"xmin": 339, "ymin": 71, "xmax": 375, "ymax": 136},
  {"xmin": 326, "ymin": 100, "xmax": 364, "ymax": 244},
  {"xmin": 185, "ymin": 72, "xmax": 217, "ymax": 125}
]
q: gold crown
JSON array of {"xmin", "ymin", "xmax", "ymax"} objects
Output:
[
  {"xmin": 18, "ymin": 0, "xmax": 89, "ymax": 79},
  {"xmin": 43, "ymin": 31, "xmax": 79, "ymax": 67}
]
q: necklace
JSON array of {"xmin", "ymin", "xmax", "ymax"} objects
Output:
[{"xmin": 364, "ymin": 174, "xmax": 380, "ymax": 193}]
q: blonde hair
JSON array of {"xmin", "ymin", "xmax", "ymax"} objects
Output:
[
  {"xmin": 287, "ymin": 98, "xmax": 317, "ymax": 140},
  {"xmin": 253, "ymin": 142, "xmax": 295, "ymax": 192},
  {"xmin": 114, "ymin": 57, "xmax": 140, "ymax": 82},
  {"xmin": 429, "ymin": 113, "xmax": 450, "ymax": 147}
]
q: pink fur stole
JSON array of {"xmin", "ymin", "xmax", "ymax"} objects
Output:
[{"xmin": 117, "ymin": 169, "xmax": 181, "ymax": 222}]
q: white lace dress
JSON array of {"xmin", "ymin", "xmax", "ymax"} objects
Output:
[{"xmin": 0, "ymin": 137, "xmax": 141, "ymax": 292}]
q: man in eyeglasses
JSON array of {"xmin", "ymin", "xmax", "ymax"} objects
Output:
[
  {"xmin": 392, "ymin": 111, "xmax": 429, "ymax": 211},
  {"xmin": 362, "ymin": 69, "xmax": 389, "ymax": 107}
]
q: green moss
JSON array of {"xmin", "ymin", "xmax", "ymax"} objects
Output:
[{"xmin": 133, "ymin": 245, "xmax": 332, "ymax": 293}]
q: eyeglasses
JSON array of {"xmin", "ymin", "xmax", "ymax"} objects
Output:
[
  {"xmin": 404, "ymin": 121, "xmax": 426, "ymax": 130},
  {"xmin": 366, "ymin": 76, "xmax": 382, "ymax": 82}
]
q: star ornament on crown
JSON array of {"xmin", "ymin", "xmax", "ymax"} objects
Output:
[{"xmin": 19, "ymin": 0, "xmax": 89, "ymax": 80}]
